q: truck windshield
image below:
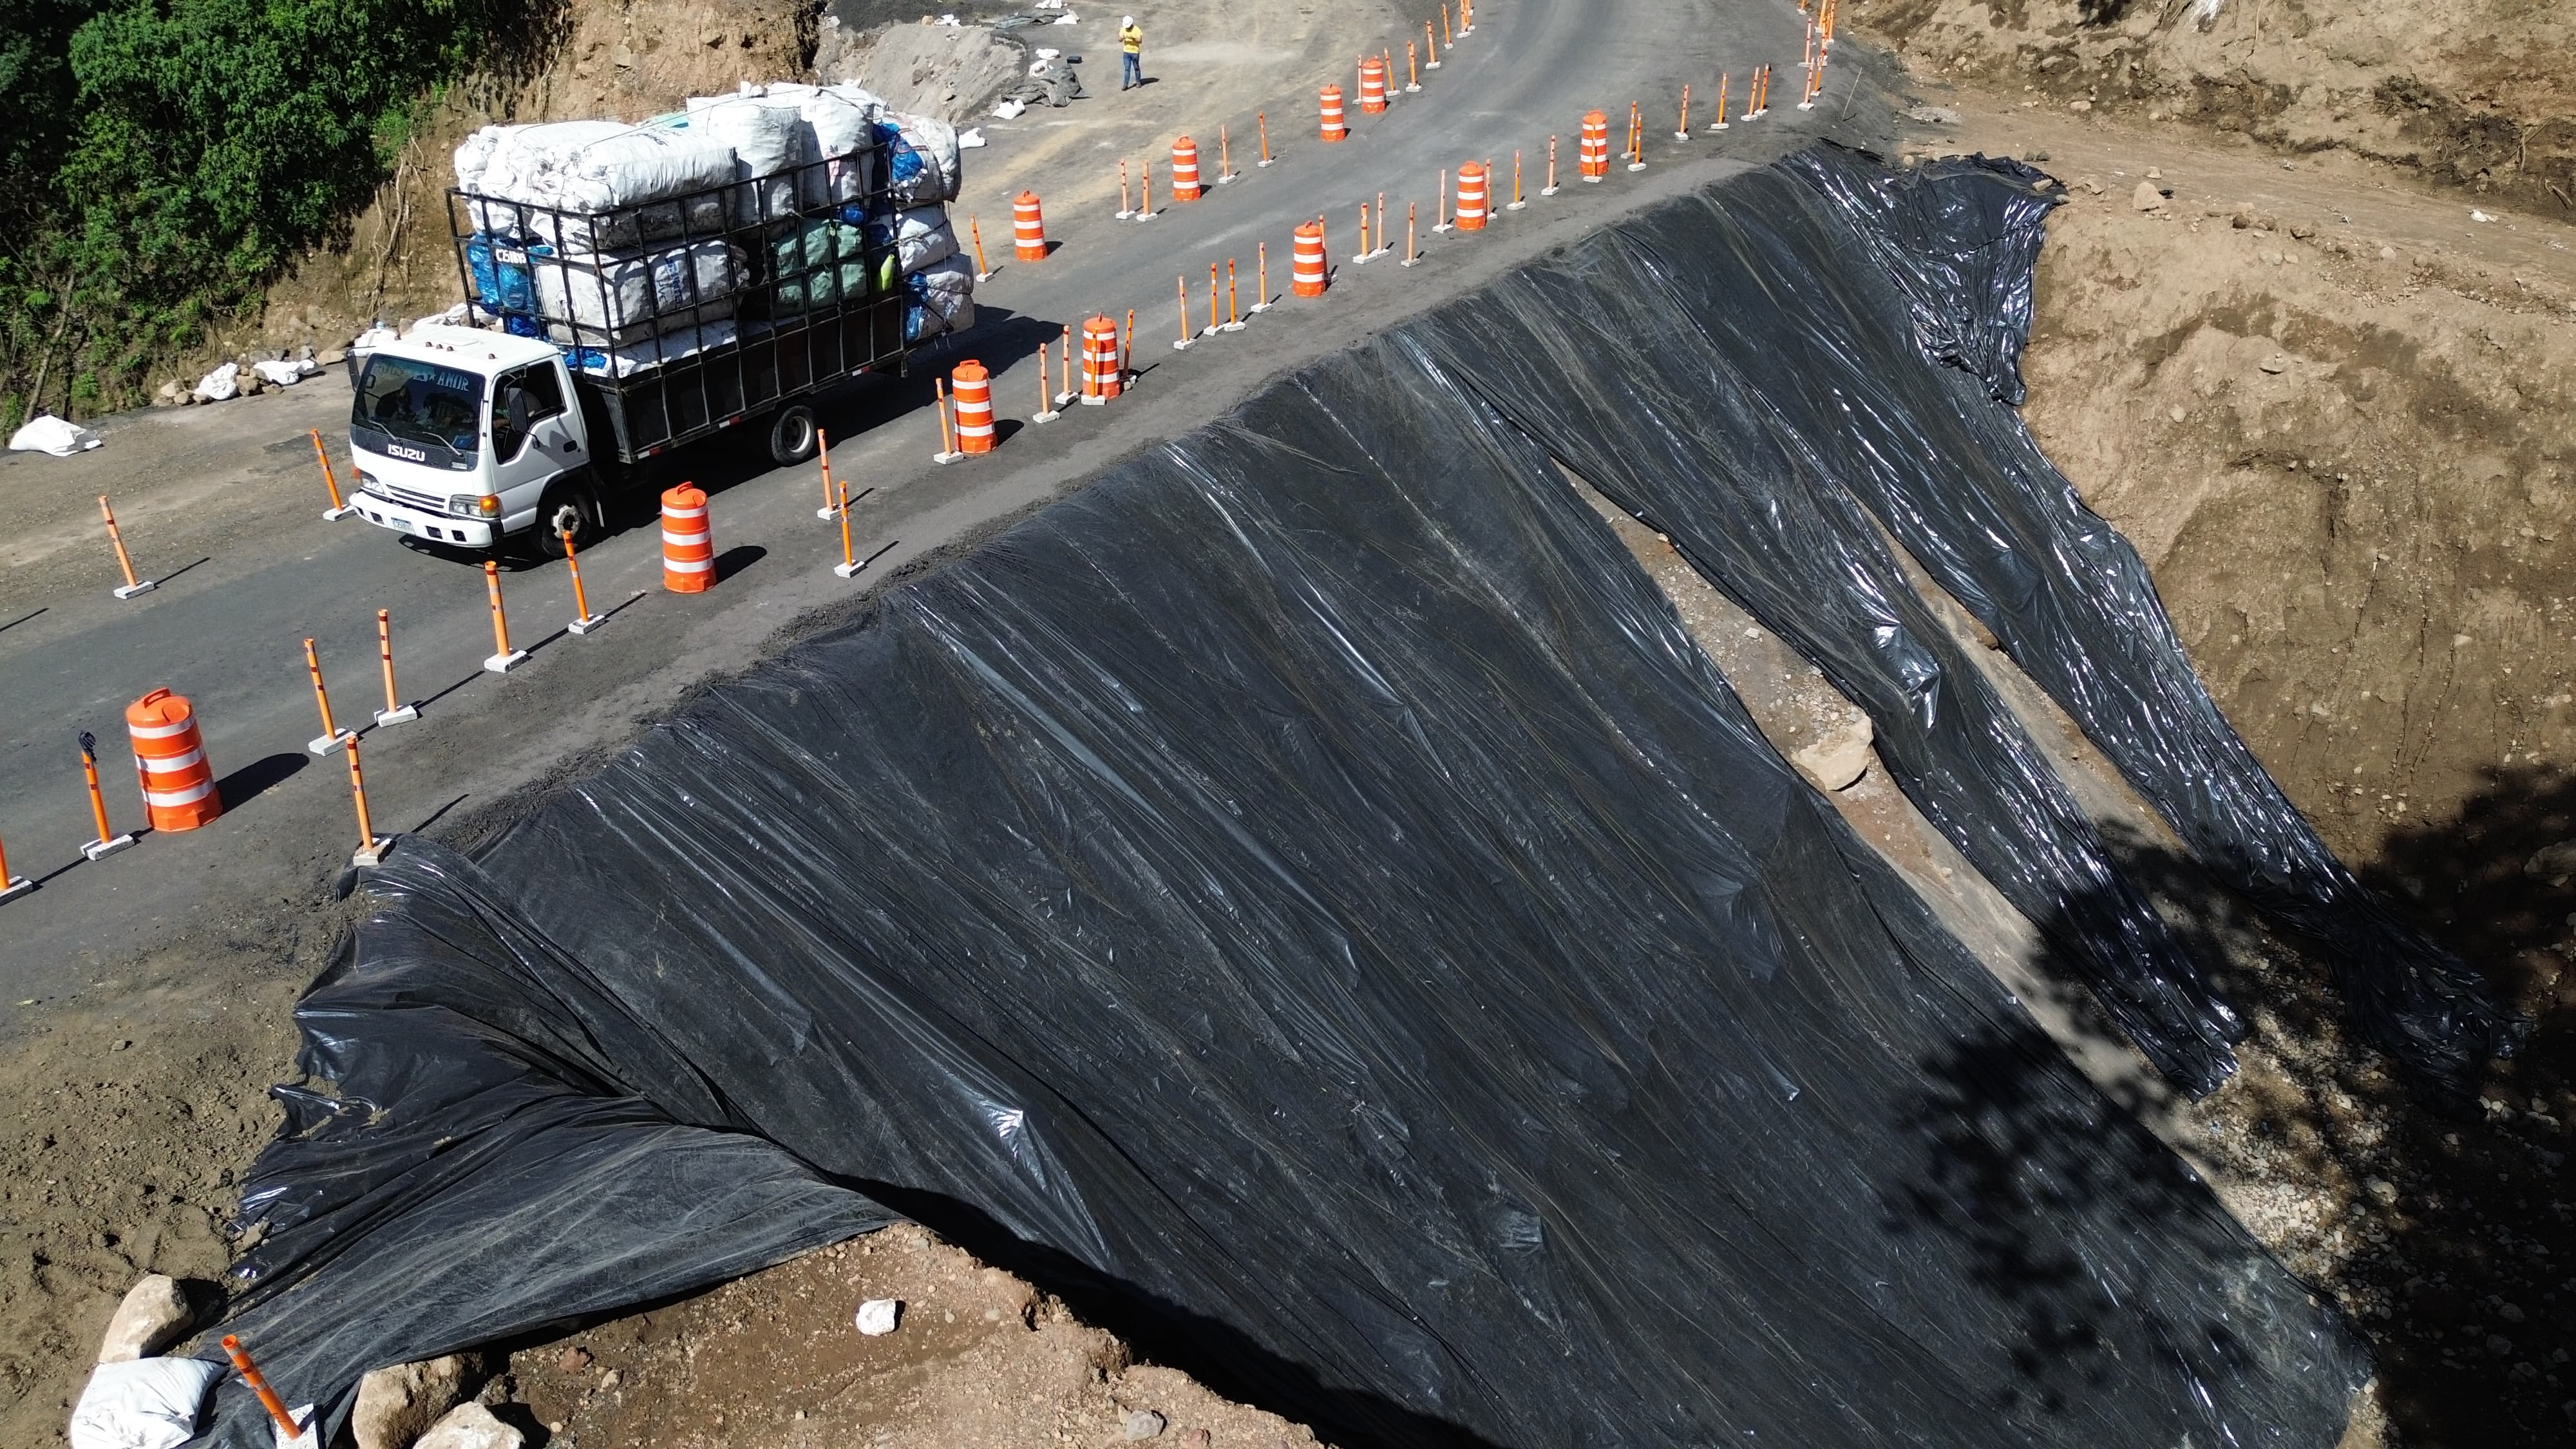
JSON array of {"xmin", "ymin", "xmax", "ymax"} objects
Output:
[{"xmin": 353, "ymin": 355, "xmax": 486, "ymax": 457}]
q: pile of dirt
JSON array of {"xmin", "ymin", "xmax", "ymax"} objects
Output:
[
  {"xmin": 816, "ymin": 15, "xmax": 1034, "ymax": 123},
  {"xmin": 497, "ymin": 1226, "xmax": 1325, "ymax": 1449},
  {"xmin": 1849, "ymin": 0, "xmax": 2576, "ymax": 213}
]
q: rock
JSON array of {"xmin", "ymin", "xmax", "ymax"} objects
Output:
[
  {"xmin": 1904, "ymin": 104, "xmax": 1959, "ymax": 126},
  {"xmin": 554, "ymin": 1347, "xmax": 591, "ymax": 1374},
  {"xmin": 1184, "ymin": 1431, "xmax": 1212, "ymax": 1449},
  {"xmin": 2259, "ymin": 354, "xmax": 2289, "ymax": 374},
  {"xmin": 415, "ymin": 1402, "xmax": 522, "ymax": 1449},
  {"xmin": 2488, "ymin": 1334, "xmax": 2515, "ymax": 1357},
  {"xmin": 2027, "ymin": 149, "xmax": 2049, "ymax": 162},
  {"xmin": 153, "ymin": 379, "xmax": 187, "ymax": 408},
  {"xmin": 855, "ymin": 1298, "xmax": 901, "ymax": 1336},
  {"xmin": 2501, "ymin": 1302, "xmax": 2528, "ymax": 1323},
  {"xmin": 2289, "ymin": 221, "xmax": 2316, "ymax": 240},
  {"xmin": 2231, "ymin": 205, "xmax": 2257, "ymax": 229},
  {"xmin": 2131, "ymin": 181, "xmax": 2166, "ymax": 211},
  {"xmin": 2524, "ymin": 840, "xmax": 2576, "ymax": 883},
  {"xmin": 317, "ymin": 349, "xmax": 346, "ymax": 366},
  {"xmin": 1124, "ymin": 1409, "xmax": 1168, "ymax": 1440},
  {"xmin": 2363, "ymin": 1177, "xmax": 2398, "ymax": 1206},
  {"xmin": 353, "ymin": 1355, "xmax": 472, "ymax": 1449},
  {"xmin": 2145, "ymin": 167, "xmax": 2162, "ymax": 180},
  {"xmin": 1791, "ymin": 717, "xmax": 1875, "ymax": 792},
  {"xmin": 2167, "ymin": 404, "xmax": 2187, "ymax": 422},
  {"xmin": 97, "ymin": 1274, "xmax": 193, "ymax": 1363},
  {"xmin": 2069, "ymin": 99, "xmax": 2093, "ymax": 113},
  {"xmin": 598, "ymin": 1368, "xmax": 620, "ymax": 1391}
]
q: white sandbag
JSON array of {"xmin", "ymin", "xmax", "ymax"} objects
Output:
[
  {"xmin": 451, "ymin": 125, "xmax": 510, "ymax": 196},
  {"xmin": 905, "ymin": 252, "xmax": 975, "ymax": 341},
  {"xmin": 534, "ymin": 240, "xmax": 741, "ymax": 346},
  {"xmin": 567, "ymin": 319, "xmax": 738, "ymax": 378},
  {"xmin": 194, "ymin": 362, "xmax": 240, "ymax": 402},
  {"xmin": 866, "ymin": 207, "xmax": 957, "ymax": 274},
  {"xmin": 9, "ymin": 413, "xmax": 102, "ymax": 455},
  {"xmin": 251, "ymin": 359, "xmax": 305, "ymax": 387},
  {"xmin": 687, "ymin": 93, "xmax": 810, "ymax": 224},
  {"xmin": 552, "ymin": 124, "xmax": 738, "ymax": 214},
  {"xmin": 878, "ymin": 110, "xmax": 961, "ymax": 207},
  {"xmin": 67, "ymin": 1357, "xmax": 222, "ymax": 1449}
]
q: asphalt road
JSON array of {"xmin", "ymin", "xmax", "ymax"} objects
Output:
[{"xmin": 0, "ymin": 0, "xmax": 1897, "ymax": 1005}]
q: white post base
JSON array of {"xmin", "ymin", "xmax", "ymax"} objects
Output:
[
  {"xmin": 373, "ymin": 705, "xmax": 419, "ymax": 727},
  {"xmin": 1134, "ymin": 209, "xmax": 1157, "ymax": 221},
  {"xmin": 1257, "ymin": 158, "xmax": 1274, "ymax": 167},
  {"xmin": 1405, "ymin": 83, "xmax": 1421, "ymax": 93},
  {"xmin": 1674, "ymin": 131, "xmax": 1692, "ymax": 142},
  {"xmin": 324, "ymin": 504, "xmax": 359, "ymax": 521},
  {"xmin": 1433, "ymin": 222, "xmax": 1453, "ymax": 234},
  {"xmin": 1172, "ymin": 337, "xmax": 1193, "ymax": 351},
  {"xmin": 484, "ymin": 649, "xmax": 528, "ymax": 674},
  {"xmin": 1220, "ymin": 321, "xmax": 1246, "ymax": 333},
  {"xmin": 1425, "ymin": 60, "xmax": 1440, "ymax": 69},
  {"xmin": 817, "ymin": 505, "xmax": 841, "ymax": 519},
  {"xmin": 1797, "ymin": 100, "xmax": 1815, "ymax": 111},
  {"xmin": 1080, "ymin": 395, "xmax": 1108, "ymax": 406},
  {"xmin": 1583, "ymin": 175, "xmax": 1602, "ymax": 184},
  {"xmin": 567, "ymin": 614, "xmax": 608, "ymax": 636},
  {"xmin": 1247, "ymin": 301, "xmax": 1273, "ymax": 314},
  {"xmin": 114, "ymin": 580, "xmax": 158, "ymax": 600},
  {"xmin": 81, "ymin": 835, "xmax": 137, "ymax": 862},
  {"xmin": 1032, "ymin": 408, "xmax": 1061, "ymax": 423},
  {"xmin": 309, "ymin": 730, "xmax": 354, "ymax": 757},
  {"xmin": 0, "ymin": 875, "xmax": 34, "ymax": 903},
  {"xmin": 1708, "ymin": 122, "xmax": 1730, "ymax": 131},
  {"xmin": 833, "ymin": 559, "xmax": 868, "ymax": 578},
  {"xmin": 1115, "ymin": 207, "xmax": 1135, "ymax": 219},
  {"xmin": 1539, "ymin": 185, "xmax": 1559, "ymax": 196},
  {"xmin": 1400, "ymin": 256, "xmax": 1421, "ymax": 268},
  {"xmin": 1352, "ymin": 252, "xmax": 1373, "ymax": 265},
  {"xmin": 350, "ymin": 838, "xmax": 390, "ymax": 868},
  {"xmin": 933, "ymin": 451, "xmax": 965, "ymax": 464},
  {"xmin": 1627, "ymin": 162, "xmax": 1647, "ymax": 172},
  {"xmin": 1506, "ymin": 200, "xmax": 1526, "ymax": 211}
]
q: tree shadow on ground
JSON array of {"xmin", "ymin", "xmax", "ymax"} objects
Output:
[{"xmin": 1891, "ymin": 766, "xmax": 2576, "ymax": 1446}]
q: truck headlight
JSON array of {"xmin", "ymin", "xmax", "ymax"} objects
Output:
[{"xmin": 450, "ymin": 495, "xmax": 501, "ymax": 518}]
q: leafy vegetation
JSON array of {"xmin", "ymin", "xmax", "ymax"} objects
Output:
[{"xmin": 1, "ymin": 0, "xmax": 506, "ymax": 428}]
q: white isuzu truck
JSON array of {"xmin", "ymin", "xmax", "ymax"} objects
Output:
[{"xmin": 348, "ymin": 88, "xmax": 974, "ymax": 557}]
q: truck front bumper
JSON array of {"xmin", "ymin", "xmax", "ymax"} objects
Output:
[{"xmin": 354, "ymin": 493, "xmax": 498, "ymax": 548}]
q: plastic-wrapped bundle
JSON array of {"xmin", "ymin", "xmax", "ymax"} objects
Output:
[
  {"xmin": 532, "ymin": 239, "xmax": 741, "ymax": 346},
  {"xmin": 764, "ymin": 220, "xmax": 885, "ymax": 316},
  {"xmin": 463, "ymin": 234, "xmax": 536, "ymax": 316},
  {"xmin": 799, "ymin": 86, "xmax": 879, "ymax": 206},
  {"xmin": 564, "ymin": 318, "xmax": 739, "ymax": 378},
  {"xmin": 462, "ymin": 121, "xmax": 736, "ymax": 253},
  {"xmin": 904, "ymin": 252, "xmax": 974, "ymax": 341},
  {"xmin": 862, "ymin": 205, "xmax": 958, "ymax": 274},
  {"xmin": 874, "ymin": 111, "xmax": 960, "ymax": 207},
  {"xmin": 687, "ymin": 90, "xmax": 811, "ymax": 226}
]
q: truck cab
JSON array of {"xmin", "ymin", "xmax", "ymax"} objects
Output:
[{"xmin": 347, "ymin": 326, "xmax": 599, "ymax": 554}]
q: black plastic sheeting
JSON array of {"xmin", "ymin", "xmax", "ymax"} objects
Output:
[{"xmin": 190, "ymin": 149, "xmax": 2402, "ymax": 1446}]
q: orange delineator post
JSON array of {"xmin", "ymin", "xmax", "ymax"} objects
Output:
[
  {"xmin": 1217, "ymin": 124, "xmax": 1234, "ymax": 183},
  {"xmin": 0, "ymin": 822, "xmax": 27, "ymax": 900},
  {"xmin": 1507, "ymin": 151, "xmax": 1524, "ymax": 209},
  {"xmin": 1171, "ymin": 135, "xmax": 1202, "ymax": 201},
  {"xmin": 1033, "ymin": 345, "xmax": 1061, "ymax": 423},
  {"xmin": 376, "ymin": 609, "xmax": 421, "ymax": 721},
  {"xmin": 932, "ymin": 377, "xmax": 962, "ymax": 463},
  {"xmin": 1406, "ymin": 41, "xmax": 1420, "ymax": 91},
  {"xmin": 1676, "ymin": 84, "xmax": 1692, "ymax": 140},
  {"xmin": 1058, "ymin": 326, "xmax": 1075, "ymax": 404},
  {"xmin": 99, "ymin": 495, "xmax": 155, "ymax": 599},
  {"xmin": 127, "ymin": 688, "xmax": 222, "ymax": 832},
  {"xmin": 1425, "ymin": 21, "xmax": 1439, "ymax": 69},
  {"xmin": 832, "ymin": 468, "xmax": 864, "ymax": 578},
  {"xmin": 1257, "ymin": 111, "xmax": 1272, "ymax": 166},
  {"xmin": 1139, "ymin": 159, "xmax": 1155, "ymax": 220},
  {"xmin": 1401, "ymin": 200, "xmax": 1419, "ymax": 267},
  {"xmin": 221, "ymin": 1336, "xmax": 305, "ymax": 1439},
  {"xmin": 1543, "ymin": 134, "xmax": 1559, "ymax": 194},
  {"xmin": 1376, "ymin": 190, "xmax": 1389, "ymax": 252},
  {"xmin": 1714, "ymin": 73, "xmax": 1730, "ymax": 129},
  {"xmin": 310, "ymin": 429, "xmax": 355, "ymax": 520},
  {"xmin": 1225, "ymin": 259, "xmax": 1242, "ymax": 330},
  {"xmin": 951, "ymin": 361, "xmax": 995, "ymax": 454},
  {"xmin": 1434, "ymin": 169, "xmax": 1450, "ymax": 231},
  {"xmin": 1628, "ymin": 101, "xmax": 1646, "ymax": 169},
  {"xmin": 662, "ymin": 484, "xmax": 714, "ymax": 592},
  {"xmin": 303, "ymin": 638, "xmax": 352, "ymax": 755},
  {"xmin": 1124, "ymin": 308, "xmax": 1136, "ymax": 378},
  {"xmin": 562, "ymin": 526, "xmax": 606, "ymax": 634},
  {"xmin": 1320, "ymin": 85, "xmax": 1347, "ymax": 142},
  {"xmin": 1175, "ymin": 274, "xmax": 1194, "ymax": 350},
  {"xmin": 481, "ymin": 559, "xmax": 526, "ymax": 672},
  {"xmin": 344, "ymin": 731, "xmax": 386, "ymax": 867},
  {"xmin": 969, "ymin": 214, "xmax": 993, "ymax": 279},
  {"xmin": 1355, "ymin": 202, "xmax": 1371, "ymax": 263},
  {"xmin": 1441, "ymin": 6, "xmax": 1452, "ymax": 46},
  {"xmin": 1251, "ymin": 242, "xmax": 1272, "ymax": 312},
  {"xmin": 76, "ymin": 730, "xmax": 132, "ymax": 860},
  {"xmin": 1117, "ymin": 158, "xmax": 1133, "ymax": 218},
  {"xmin": 1208, "ymin": 261, "xmax": 1222, "ymax": 335}
]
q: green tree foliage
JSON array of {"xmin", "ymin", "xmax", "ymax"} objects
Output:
[{"xmin": 3, "ymin": 0, "xmax": 500, "ymax": 426}]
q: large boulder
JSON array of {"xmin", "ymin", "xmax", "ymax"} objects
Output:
[
  {"xmin": 352, "ymin": 1354, "xmax": 475, "ymax": 1449},
  {"xmin": 95, "ymin": 1274, "xmax": 192, "ymax": 1363}
]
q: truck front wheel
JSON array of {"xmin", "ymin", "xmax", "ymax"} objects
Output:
[
  {"xmin": 532, "ymin": 476, "xmax": 605, "ymax": 560},
  {"xmin": 768, "ymin": 402, "xmax": 819, "ymax": 467}
]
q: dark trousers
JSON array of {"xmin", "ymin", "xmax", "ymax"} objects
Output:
[{"xmin": 1122, "ymin": 53, "xmax": 1141, "ymax": 88}]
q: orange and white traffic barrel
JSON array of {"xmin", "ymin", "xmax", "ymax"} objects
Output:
[
  {"xmin": 952, "ymin": 361, "xmax": 996, "ymax": 453},
  {"xmin": 1320, "ymin": 85, "xmax": 1347, "ymax": 142},
  {"xmin": 1455, "ymin": 162, "xmax": 1489, "ymax": 231},
  {"xmin": 1291, "ymin": 222, "xmax": 1329, "ymax": 297},
  {"xmin": 1580, "ymin": 110, "xmax": 1610, "ymax": 180},
  {"xmin": 1359, "ymin": 56, "xmax": 1388, "ymax": 114},
  {"xmin": 1081, "ymin": 316, "xmax": 1122, "ymax": 404},
  {"xmin": 126, "ymin": 688, "xmax": 221, "ymax": 832},
  {"xmin": 1012, "ymin": 191, "xmax": 1047, "ymax": 261},
  {"xmin": 1171, "ymin": 136, "xmax": 1202, "ymax": 201},
  {"xmin": 661, "ymin": 484, "xmax": 712, "ymax": 593}
]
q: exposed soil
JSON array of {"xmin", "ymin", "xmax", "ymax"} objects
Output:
[{"xmin": 1846, "ymin": 0, "xmax": 2576, "ymax": 214}]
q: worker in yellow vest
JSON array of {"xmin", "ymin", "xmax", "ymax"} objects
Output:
[{"xmin": 1119, "ymin": 16, "xmax": 1144, "ymax": 90}]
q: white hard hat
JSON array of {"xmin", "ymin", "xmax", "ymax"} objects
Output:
[{"xmin": 1123, "ymin": 15, "xmax": 1134, "ymax": 24}]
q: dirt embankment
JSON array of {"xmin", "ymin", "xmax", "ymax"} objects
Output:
[
  {"xmin": 223, "ymin": 0, "xmax": 817, "ymax": 372},
  {"xmin": 1907, "ymin": 93, "xmax": 2576, "ymax": 1446},
  {"xmin": 1849, "ymin": 0, "xmax": 2576, "ymax": 214}
]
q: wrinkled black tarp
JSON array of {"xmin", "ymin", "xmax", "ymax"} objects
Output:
[{"xmin": 192, "ymin": 150, "xmax": 2391, "ymax": 1446}]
